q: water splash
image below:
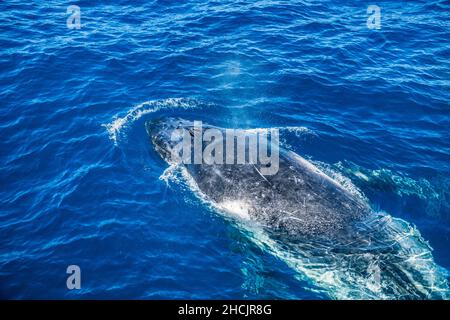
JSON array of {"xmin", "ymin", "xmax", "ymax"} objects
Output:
[{"xmin": 103, "ymin": 98, "xmax": 208, "ymax": 145}]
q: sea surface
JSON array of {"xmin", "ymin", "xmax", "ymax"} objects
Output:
[{"xmin": 0, "ymin": 0, "xmax": 449, "ymax": 299}]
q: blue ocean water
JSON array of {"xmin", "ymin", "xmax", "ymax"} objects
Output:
[{"xmin": 0, "ymin": 0, "xmax": 449, "ymax": 299}]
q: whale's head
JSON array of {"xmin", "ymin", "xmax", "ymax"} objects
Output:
[
  {"xmin": 146, "ymin": 117, "xmax": 198, "ymax": 163},
  {"xmin": 147, "ymin": 117, "xmax": 281, "ymax": 175}
]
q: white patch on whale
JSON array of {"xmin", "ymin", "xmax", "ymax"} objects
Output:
[{"xmin": 218, "ymin": 199, "xmax": 251, "ymax": 220}]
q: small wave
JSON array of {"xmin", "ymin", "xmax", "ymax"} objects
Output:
[
  {"xmin": 335, "ymin": 160, "xmax": 440, "ymax": 200},
  {"xmin": 278, "ymin": 126, "xmax": 318, "ymax": 150},
  {"xmin": 282, "ymin": 126, "xmax": 318, "ymax": 138},
  {"xmin": 221, "ymin": 126, "xmax": 318, "ymax": 151},
  {"xmin": 103, "ymin": 98, "xmax": 208, "ymax": 145},
  {"xmin": 332, "ymin": 161, "xmax": 450, "ymax": 222},
  {"xmin": 243, "ymin": 126, "xmax": 316, "ymax": 136}
]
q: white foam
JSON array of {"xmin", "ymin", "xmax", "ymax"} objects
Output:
[
  {"xmin": 103, "ymin": 98, "xmax": 204, "ymax": 145},
  {"xmin": 283, "ymin": 126, "xmax": 318, "ymax": 138},
  {"xmin": 159, "ymin": 163, "xmax": 181, "ymax": 185},
  {"xmin": 243, "ymin": 126, "xmax": 316, "ymax": 140},
  {"xmin": 237, "ymin": 126, "xmax": 317, "ymax": 151}
]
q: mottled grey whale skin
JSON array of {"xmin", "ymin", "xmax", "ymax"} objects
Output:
[
  {"xmin": 147, "ymin": 118, "xmax": 450, "ymax": 300},
  {"xmin": 147, "ymin": 117, "xmax": 370, "ymax": 239}
]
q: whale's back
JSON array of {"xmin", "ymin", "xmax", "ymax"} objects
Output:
[{"xmin": 186, "ymin": 148, "xmax": 370, "ymax": 237}]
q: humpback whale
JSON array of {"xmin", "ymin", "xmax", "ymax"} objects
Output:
[{"xmin": 147, "ymin": 117, "xmax": 449, "ymax": 300}]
